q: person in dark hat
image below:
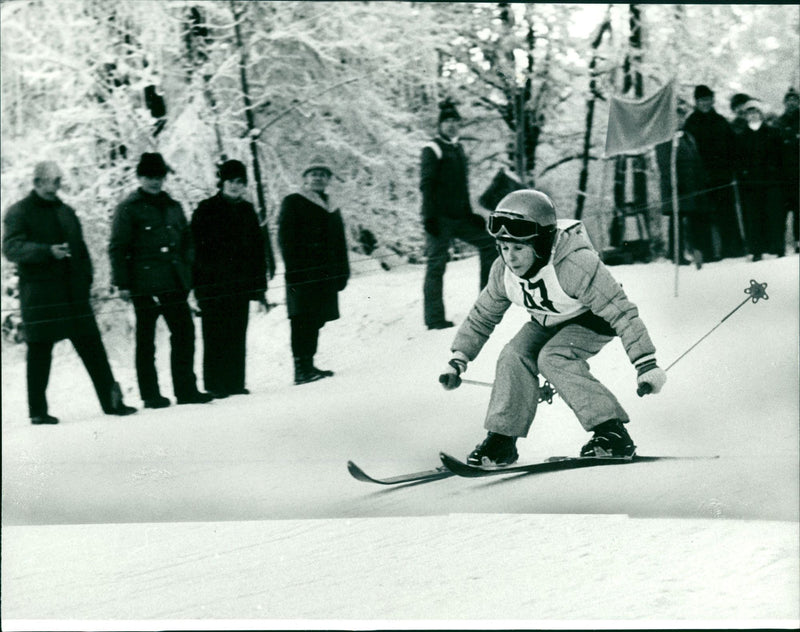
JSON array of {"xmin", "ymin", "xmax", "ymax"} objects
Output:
[
  {"xmin": 2, "ymin": 161, "xmax": 137, "ymax": 424},
  {"xmin": 191, "ymin": 159, "xmax": 271, "ymax": 397},
  {"xmin": 420, "ymin": 98, "xmax": 497, "ymax": 330},
  {"xmin": 683, "ymin": 84, "xmax": 743, "ymax": 260},
  {"xmin": 278, "ymin": 156, "xmax": 350, "ymax": 385},
  {"xmin": 777, "ymin": 87, "xmax": 799, "ymax": 253},
  {"xmin": 729, "ymin": 92, "xmax": 752, "ymax": 135},
  {"xmin": 733, "ymin": 99, "xmax": 785, "ymax": 260},
  {"xmin": 109, "ymin": 152, "xmax": 212, "ymax": 407}
]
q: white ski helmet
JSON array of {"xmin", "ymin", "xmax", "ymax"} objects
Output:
[{"xmin": 488, "ymin": 189, "xmax": 557, "ymax": 241}]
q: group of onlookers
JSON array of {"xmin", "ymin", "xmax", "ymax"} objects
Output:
[
  {"xmin": 3, "ymin": 153, "xmax": 349, "ymax": 424},
  {"xmin": 674, "ymin": 85, "xmax": 798, "ymax": 265},
  {"xmin": 3, "ymin": 84, "xmax": 797, "ymax": 425}
]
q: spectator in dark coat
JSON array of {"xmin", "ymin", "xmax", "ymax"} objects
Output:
[
  {"xmin": 733, "ymin": 100, "xmax": 785, "ymax": 261},
  {"xmin": 421, "ymin": 99, "xmax": 497, "ymax": 330},
  {"xmin": 656, "ymin": 123, "xmax": 711, "ymax": 269},
  {"xmin": 191, "ymin": 160, "xmax": 268, "ymax": 398},
  {"xmin": 109, "ymin": 153, "xmax": 212, "ymax": 407},
  {"xmin": 683, "ymin": 84, "xmax": 744, "ymax": 259},
  {"xmin": 776, "ymin": 87, "xmax": 799, "ymax": 254},
  {"xmin": 278, "ymin": 156, "xmax": 350, "ymax": 385},
  {"xmin": 729, "ymin": 93, "xmax": 752, "ymax": 136},
  {"xmin": 2, "ymin": 161, "xmax": 136, "ymax": 424}
]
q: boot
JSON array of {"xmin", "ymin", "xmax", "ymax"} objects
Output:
[
  {"xmin": 580, "ymin": 419, "xmax": 636, "ymax": 458},
  {"xmin": 467, "ymin": 431, "xmax": 519, "ymax": 466},
  {"xmin": 103, "ymin": 382, "xmax": 137, "ymax": 416},
  {"xmin": 294, "ymin": 356, "xmax": 325, "ymax": 385},
  {"xmin": 309, "ymin": 356, "xmax": 334, "ymax": 379}
]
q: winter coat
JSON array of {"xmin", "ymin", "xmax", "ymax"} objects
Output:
[
  {"xmin": 478, "ymin": 168, "xmax": 525, "ymax": 212},
  {"xmin": 776, "ymin": 109, "xmax": 799, "ymax": 188},
  {"xmin": 277, "ymin": 189, "xmax": 350, "ymax": 321},
  {"xmin": 420, "ymin": 135, "xmax": 472, "ymax": 220},
  {"xmin": 2, "ymin": 191, "xmax": 99, "ymax": 342},
  {"xmin": 191, "ymin": 193, "xmax": 267, "ymax": 306},
  {"xmin": 733, "ymin": 123, "xmax": 784, "ymax": 187},
  {"xmin": 452, "ymin": 220, "xmax": 657, "ymax": 369},
  {"xmin": 655, "ymin": 130, "xmax": 709, "ymax": 216},
  {"xmin": 683, "ymin": 108, "xmax": 736, "ymax": 186},
  {"xmin": 109, "ymin": 188, "xmax": 193, "ymax": 296}
]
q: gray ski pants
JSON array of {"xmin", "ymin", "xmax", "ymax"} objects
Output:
[{"xmin": 484, "ymin": 319, "xmax": 629, "ymax": 437}]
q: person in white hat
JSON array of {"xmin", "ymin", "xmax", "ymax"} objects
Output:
[{"xmin": 733, "ymin": 100, "xmax": 785, "ymax": 260}]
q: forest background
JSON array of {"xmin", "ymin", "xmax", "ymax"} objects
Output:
[{"xmin": 1, "ymin": 1, "xmax": 798, "ymax": 341}]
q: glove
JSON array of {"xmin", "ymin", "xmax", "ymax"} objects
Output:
[
  {"xmin": 424, "ymin": 217, "xmax": 440, "ymax": 237},
  {"xmin": 439, "ymin": 352, "xmax": 468, "ymax": 390},
  {"xmin": 635, "ymin": 356, "xmax": 667, "ymax": 396}
]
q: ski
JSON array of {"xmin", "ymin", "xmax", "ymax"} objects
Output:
[
  {"xmin": 439, "ymin": 452, "xmax": 719, "ymax": 478},
  {"xmin": 347, "ymin": 460, "xmax": 454, "ymax": 485}
]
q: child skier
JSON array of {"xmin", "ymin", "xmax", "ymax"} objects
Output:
[{"xmin": 438, "ymin": 189, "xmax": 667, "ymax": 466}]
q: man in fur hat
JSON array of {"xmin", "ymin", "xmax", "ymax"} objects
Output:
[{"xmin": 109, "ymin": 152, "xmax": 212, "ymax": 407}]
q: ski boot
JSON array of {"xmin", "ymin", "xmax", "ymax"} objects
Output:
[
  {"xmin": 467, "ymin": 431, "xmax": 519, "ymax": 466},
  {"xmin": 580, "ymin": 419, "xmax": 636, "ymax": 458}
]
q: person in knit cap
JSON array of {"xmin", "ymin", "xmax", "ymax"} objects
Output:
[
  {"xmin": 683, "ymin": 84, "xmax": 743, "ymax": 260},
  {"xmin": 420, "ymin": 98, "xmax": 496, "ymax": 330},
  {"xmin": 777, "ymin": 87, "xmax": 799, "ymax": 253},
  {"xmin": 732, "ymin": 99, "xmax": 785, "ymax": 260},
  {"xmin": 191, "ymin": 159, "xmax": 271, "ymax": 398},
  {"xmin": 729, "ymin": 92, "xmax": 752, "ymax": 135},
  {"xmin": 278, "ymin": 155, "xmax": 350, "ymax": 385},
  {"xmin": 110, "ymin": 152, "xmax": 212, "ymax": 408}
]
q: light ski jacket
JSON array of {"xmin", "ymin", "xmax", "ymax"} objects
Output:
[{"xmin": 452, "ymin": 219, "xmax": 657, "ymax": 368}]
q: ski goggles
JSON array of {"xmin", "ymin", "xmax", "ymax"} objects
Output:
[{"xmin": 487, "ymin": 214, "xmax": 542, "ymax": 240}]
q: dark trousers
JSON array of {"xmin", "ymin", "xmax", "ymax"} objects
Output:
[
  {"xmin": 131, "ymin": 291, "xmax": 198, "ymax": 401},
  {"xmin": 708, "ymin": 185, "xmax": 745, "ymax": 259},
  {"xmin": 667, "ymin": 214, "xmax": 712, "ymax": 262},
  {"xmin": 740, "ymin": 183, "xmax": 784, "ymax": 258},
  {"xmin": 200, "ymin": 297, "xmax": 249, "ymax": 393},
  {"xmin": 27, "ymin": 329, "xmax": 116, "ymax": 417},
  {"xmin": 783, "ymin": 178, "xmax": 799, "ymax": 246},
  {"xmin": 423, "ymin": 216, "xmax": 498, "ymax": 326},
  {"xmin": 290, "ymin": 314, "xmax": 324, "ymax": 358}
]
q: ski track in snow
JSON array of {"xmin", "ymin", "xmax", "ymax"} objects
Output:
[{"xmin": 2, "ymin": 254, "xmax": 798, "ymax": 627}]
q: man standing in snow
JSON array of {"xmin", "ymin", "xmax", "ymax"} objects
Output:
[
  {"xmin": 733, "ymin": 99, "xmax": 785, "ymax": 261},
  {"xmin": 683, "ymin": 84, "xmax": 743, "ymax": 260},
  {"xmin": 109, "ymin": 152, "xmax": 212, "ymax": 408},
  {"xmin": 776, "ymin": 87, "xmax": 799, "ymax": 254},
  {"xmin": 278, "ymin": 156, "xmax": 350, "ymax": 385},
  {"xmin": 438, "ymin": 190, "xmax": 666, "ymax": 466},
  {"xmin": 2, "ymin": 161, "xmax": 137, "ymax": 424},
  {"xmin": 420, "ymin": 99, "xmax": 496, "ymax": 330}
]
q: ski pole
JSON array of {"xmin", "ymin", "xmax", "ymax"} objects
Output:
[
  {"xmin": 461, "ymin": 378, "xmax": 557, "ymax": 404},
  {"xmin": 637, "ymin": 278, "xmax": 769, "ymax": 396}
]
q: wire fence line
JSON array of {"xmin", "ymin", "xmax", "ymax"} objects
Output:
[{"xmin": 0, "ymin": 178, "xmax": 756, "ymax": 329}]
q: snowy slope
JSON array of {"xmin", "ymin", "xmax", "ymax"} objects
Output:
[{"xmin": 1, "ymin": 253, "xmax": 798, "ymax": 627}]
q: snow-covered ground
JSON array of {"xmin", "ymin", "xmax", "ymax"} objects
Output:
[{"xmin": 1, "ymin": 251, "xmax": 798, "ymax": 630}]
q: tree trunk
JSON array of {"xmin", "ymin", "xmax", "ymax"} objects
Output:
[
  {"xmin": 614, "ymin": 4, "xmax": 650, "ymax": 251},
  {"xmin": 230, "ymin": 1, "xmax": 275, "ymax": 274},
  {"xmin": 575, "ymin": 9, "xmax": 611, "ymax": 220}
]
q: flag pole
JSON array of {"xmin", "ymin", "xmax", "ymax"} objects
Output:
[{"xmin": 671, "ymin": 131, "xmax": 681, "ymax": 297}]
